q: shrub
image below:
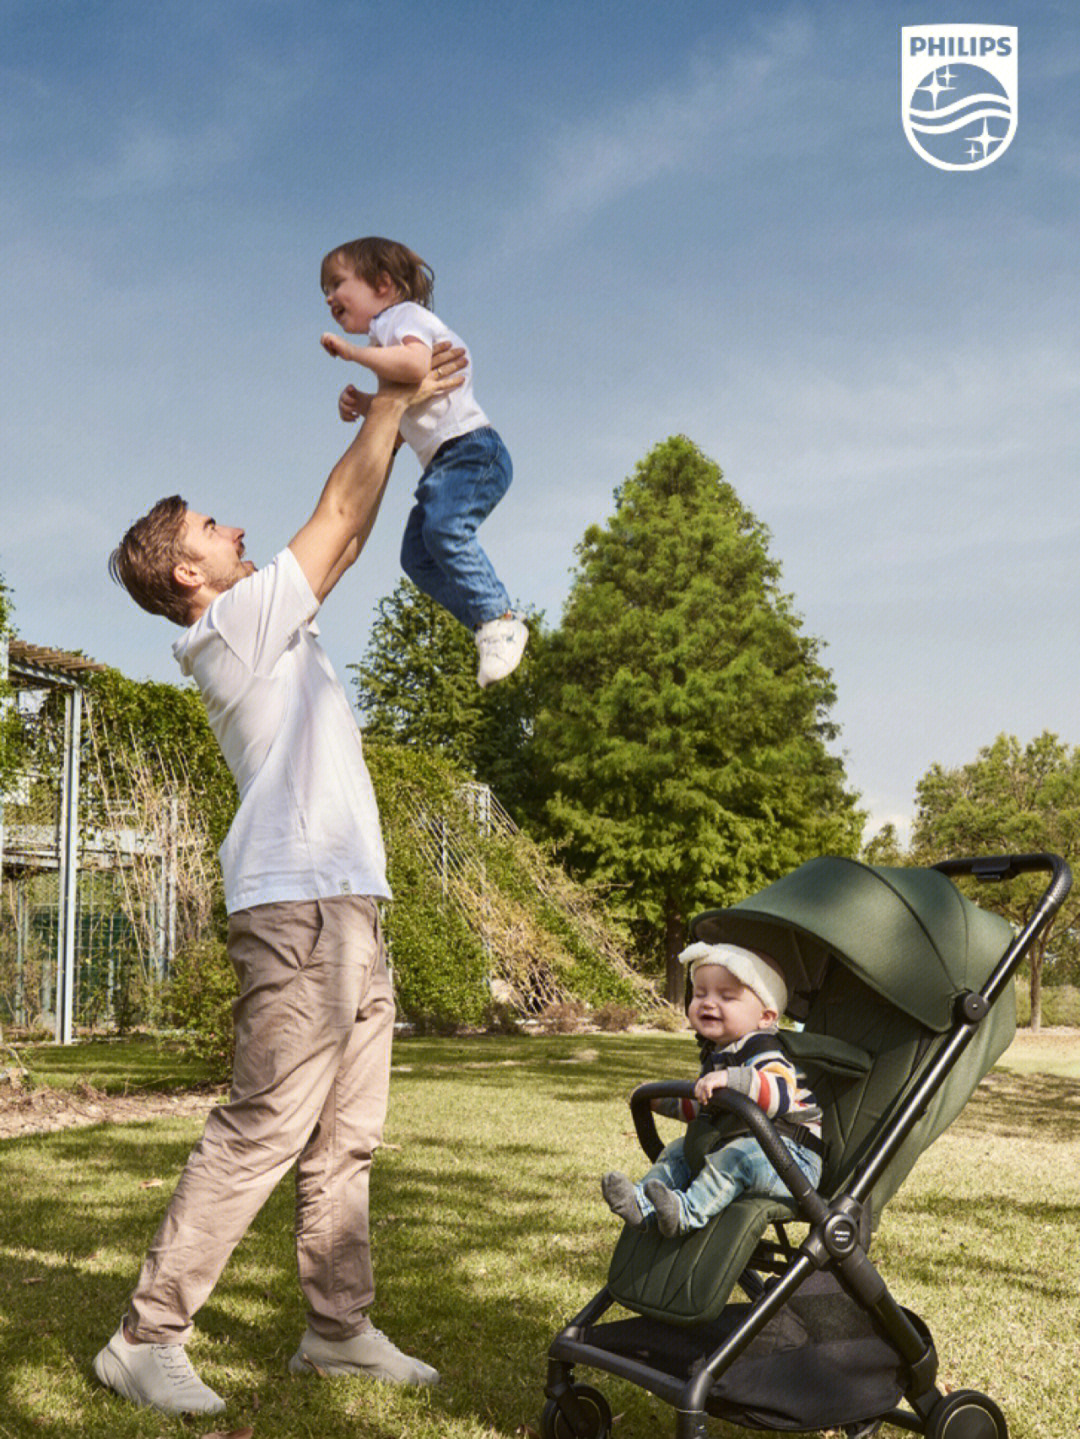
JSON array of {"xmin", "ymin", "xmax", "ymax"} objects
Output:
[
  {"xmin": 380, "ymin": 841, "xmax": 490, "ymax": 1030},
  {"xmin": 647, "ymin": 1003, "xmax": 686, "ymax": 1033},
  {"xmin": 593, "ymin": 1002, "xmax": 639, "ymax": 1032},
  {"xmin": 537, "ymin": 998, "xmax": 589, "ymax": 1034},
  {"xmin": 166, "ymin": 939, "xmax": 237, "ymax": 1082},
  {"xmin": 365, "ymin": 740, "xmax": 651, "ymax": 1028},
  {"xmin": 1044, "ymin": 984, "xmax": 1080, "ymax": 1027},
  {"xmin": 1014, "ymin": 979, "xmax": 1080, "ymax": 1028}
]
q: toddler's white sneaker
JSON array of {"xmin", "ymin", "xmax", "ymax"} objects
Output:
[{"xmin": 475, "ymin": 613, "xmax": 528, "ymax": 688}]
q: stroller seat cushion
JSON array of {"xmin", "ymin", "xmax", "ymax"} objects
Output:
[{"xmin": 607, "ymin": 1193, "xmax": 798, "ymax": 1326}]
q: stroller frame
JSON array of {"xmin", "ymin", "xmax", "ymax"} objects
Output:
[{"xmin": 540, "ymin": 853, "xmax": 1071, "ymax": 1439}]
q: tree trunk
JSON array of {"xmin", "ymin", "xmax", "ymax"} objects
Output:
[
  {"xmin": 664, "ymin": 901, "xmax": 687, "ymax": 1006},
  {"xmin": 1030, "ymin": 944, "xmax": 1043, "ymax": 1034}
]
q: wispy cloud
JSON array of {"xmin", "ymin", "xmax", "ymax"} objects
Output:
[
  {"xmin": 76, "ymin": 53, "xmax": 315, "ymax": 200},
  {"xmin": 492, "ymin": 14, "xmax": 815, "ymax": 256}
]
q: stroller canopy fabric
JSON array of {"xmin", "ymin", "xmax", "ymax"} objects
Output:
[{"xmin": 691, "ymin": 856, "xmax": 1015, "ymax": 1031}]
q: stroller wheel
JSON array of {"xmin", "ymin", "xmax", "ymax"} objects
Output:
[
  {"xmin": 926, "ymin": 1389, "xmax": 1007, "ymax": 1439},
  {"xmin": 842, "ymin": 1421, "xmax": 883, "ymax": 1438},
  {"xmin": 540, "ymin": 1382, "xmax": 613, "ymax": 1439}
]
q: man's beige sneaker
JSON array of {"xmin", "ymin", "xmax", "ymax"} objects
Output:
[
  {"xmin": 92, "ymin": 1323, "xmax": 226, "ymax": 1414},
  {"xmin": 289, "ymin": 1323, "xmax": 440, "ymax": 1385}
]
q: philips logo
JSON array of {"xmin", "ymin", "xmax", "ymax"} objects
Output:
[
  {"xmin": 909, "ymin": 34, "xmax": 1012, "ymax": 59},
  {"xmin": 901, "ymin": 25, "xmax": 1018, "ymax": 171}
]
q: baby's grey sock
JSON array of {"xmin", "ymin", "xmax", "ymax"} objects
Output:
[
  {"xmin": 643, "ymin": 1179, "xmax": 683, "ymax": 1238},
  {"xmin": 601, "ymin": 1171, "xmax": 645, "ymax": 1229}
]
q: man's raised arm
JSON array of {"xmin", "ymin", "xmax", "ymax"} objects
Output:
[
  {"xmin": 289, "ymin": 343, "xmax": 466, "ymax": 603},
  {"xmin": 288, "ymin": 388, "xmax": 407, "ymax": 603}
]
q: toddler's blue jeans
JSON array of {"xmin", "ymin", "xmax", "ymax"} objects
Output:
[
  {"xmin": 635, "ymin": 1134, "xmax": 823, "ymax": 1232},
  {"xmin": 400, "ymin": 426, "xmax": 512, "ymax": 629}
]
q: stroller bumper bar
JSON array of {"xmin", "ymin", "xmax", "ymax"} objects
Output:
[{"xmin": 629, "ymin": 1083, "xmax": 830, "ymax": 1223}]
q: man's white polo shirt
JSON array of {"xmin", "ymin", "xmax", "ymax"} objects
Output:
[{"xmin": 172, "ymin": 546, "xmax": 390, "ymax": 914}]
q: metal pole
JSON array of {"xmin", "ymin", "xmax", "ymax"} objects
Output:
[
  {"xmin": 166, "ymin": 795, "xmax": 178, "ymax": 976},
  {"xmin": 15, "ymin": 882, "xmax": 26, "ymax": 1027},
  {"xmin": 55, "ymin": 685, "xmax": 81, "ymax": 1044},
  {"xmin": 155, "ymin": 834, "xmax": 166, "ymax": 983}
]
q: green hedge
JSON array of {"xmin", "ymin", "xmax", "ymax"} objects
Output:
[
  {"xmin": 164, "ymin": 740, "xmax": 647, "ymax": 1064},
  {"xmin": 1014, "ymin": 980, "xmax": 1080, "ymax": 1028}
]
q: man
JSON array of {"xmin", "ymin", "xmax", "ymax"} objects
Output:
[{"xmin": 96, "ymin": 359, "xmax": 460, "ymax": 1415}]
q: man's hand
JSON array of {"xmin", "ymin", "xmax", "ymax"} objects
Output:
[
  {"xmin": 333, "ymin": 341, "xmax": 466, "ymax": 423},
  {"xmin": 694, "ymin": 1070, "xmax": 729, "ymax": 1106},
  {"xmin": 407, "ymin": 341, "xmax": 466, "ymax": 407}
]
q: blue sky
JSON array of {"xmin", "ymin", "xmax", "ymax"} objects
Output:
[{"xmin": 3, "ymin": 0, "xmax": 1077, "ymax": 840}]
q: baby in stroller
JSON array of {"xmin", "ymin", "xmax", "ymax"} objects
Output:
[{"xmin": 601, "ymin": 942, "xmax": 823, "ymax": 1236}]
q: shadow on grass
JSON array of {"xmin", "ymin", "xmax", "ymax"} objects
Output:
[
  {"xmin": 955, "ymin": 1067, "xmax": 1080, "ymax": 1143},
  {"xmin": 391, "ymin": 1031, "xmax": 697, "ymax": 1102},
  {"xmin": 0, "ymin": 1119, "xmax": 209, "ymax": 1438},
  {"xmin": 10, "ymin": 1029, "xmax": 1062, "ymax": 1438},
  {"xmin": 0, "ymin": 1068, "xmax": 679, "ymax": 1437},
  {"xmin": 882, "ymin": 1241, "xmax": 1079, "ymax": 1304}
]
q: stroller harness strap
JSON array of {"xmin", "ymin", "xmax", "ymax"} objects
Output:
[{"xmin": 684, "ymin": 1109, "xmax": 826, "ymax": 1174}]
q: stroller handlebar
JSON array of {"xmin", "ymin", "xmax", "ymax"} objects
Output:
[{"xmin": 932, "ymin": 849, "xmax": 1072, "ymax": 903}]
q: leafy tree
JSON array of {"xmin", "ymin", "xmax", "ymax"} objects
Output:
[
  {"xmin": 350, "ymin": 579, "xmax": 547, "ymax": 820},
  {"xmin": 534, "ymin": 435, "xmax": 861, "ymax": 1002},
  {"xmin": 861, "ymin": 821, "xmax": 906, "ymax": 866},
  {"xmin": 0, "ymin": 574, "xmax": 24, "ymax": 799},
  {"xmin": 911, "ymin": 731, "xmax": 1080, "ymax": 1030}
]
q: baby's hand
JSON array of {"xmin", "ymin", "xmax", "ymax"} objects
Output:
[
  {"xmin": 321, "ymin": 332, "xmax": 367, "ymax": 363},
  {"xmin": 338, "ymin": 385, "xmax": 370, "ymax": 423},
  {"xmin": 694, "ymin": 1071, "xmax": 728, "ymax": 1106}
]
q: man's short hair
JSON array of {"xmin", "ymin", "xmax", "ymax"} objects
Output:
[{"xmin": 109, "ymin": 495, "xmax": 194, "ymax": 627}]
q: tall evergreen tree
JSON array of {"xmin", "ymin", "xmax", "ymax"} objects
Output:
[
  {"xmin": 350, "ymin": 580, "xmax": 546, "ymax": 819},
  {"xmin": 535, "ymin": 436, "xmax": 861, "ymax": 1001}
]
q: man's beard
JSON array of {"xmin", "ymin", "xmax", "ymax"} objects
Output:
[{"xmin": 203, "ymin": 554, "xmax": 255, "ymax": 594}]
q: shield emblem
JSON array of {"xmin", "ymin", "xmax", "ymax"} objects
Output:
[{"xmin": 901, "ymin": 25, "xmax": 1018, "ymax": 171}]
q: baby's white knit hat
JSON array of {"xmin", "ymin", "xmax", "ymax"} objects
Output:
[{"xmin": 678, "ymin": 941, "xmax": 788, "ymax": 1017}]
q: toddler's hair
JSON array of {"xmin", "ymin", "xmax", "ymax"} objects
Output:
[{"xmin": 321, "ymin": 237, "xmax": 434, "ymax": 309}]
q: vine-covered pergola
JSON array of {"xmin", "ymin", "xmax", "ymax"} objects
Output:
[{"xmin": 0, "ymin": 637, "xmax": 103, "ymax": 1043}]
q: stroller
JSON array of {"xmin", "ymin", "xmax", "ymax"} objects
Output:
[{"xmin": 540, "ymin": 853, "xmax": 1070, "ymax": 1439}]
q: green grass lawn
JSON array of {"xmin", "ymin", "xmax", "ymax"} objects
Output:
[
  {"xmin": 0, "ymin": 1030, "xmax": 1076, "ymax": 1439},
  {"xmin": 7, "ymin": 1033, "xmax": 217, "ymax": 1094}
]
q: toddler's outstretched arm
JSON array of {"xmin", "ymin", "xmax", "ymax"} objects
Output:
[
  {"xmin": 333, "ymin": 341, "xmax": 467, "ymax": 427},
  {"xmin": 321, "ymin": 332, "xmax": 432, "ymax": 383}
]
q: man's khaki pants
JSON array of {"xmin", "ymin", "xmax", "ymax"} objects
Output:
[{"xmin": 127, "ymin": 894, "xmax": 394, "ymax": 1344}]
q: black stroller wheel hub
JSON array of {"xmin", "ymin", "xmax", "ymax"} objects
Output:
[{"xmin": 926, "ymin": 1389, "xmax": 1007, "ymax": 1439}]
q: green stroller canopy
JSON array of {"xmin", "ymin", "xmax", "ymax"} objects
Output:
[{"xmin": 691, "ymin": 855, "xmax": 1016, "ymax": 1032}]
